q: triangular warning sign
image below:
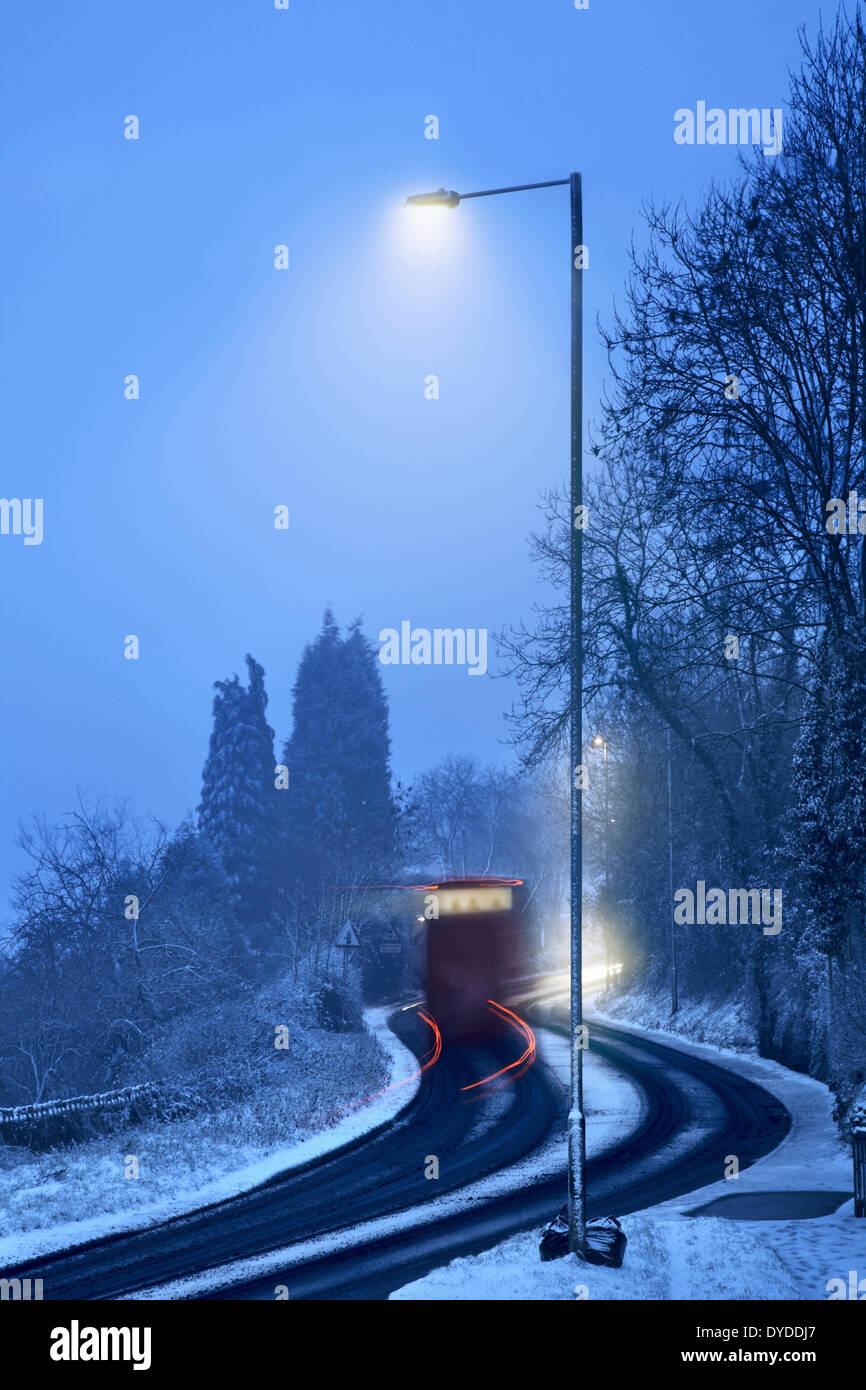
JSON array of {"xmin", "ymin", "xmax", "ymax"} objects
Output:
[{"xmin": 334, "ymin": 921, "xmax": 361, "ymax": 948}]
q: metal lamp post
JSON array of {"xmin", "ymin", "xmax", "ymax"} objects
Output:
[{"xmin": 405, "ymin": 175, "xmax": 587, "ymax": 1258}]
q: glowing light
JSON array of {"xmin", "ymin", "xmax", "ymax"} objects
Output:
[
  {"xmin": 581, "ymin": 961, "xmax": 624, "ymax": 989},
  {"xmin": 404, "ymin": 188, "xmax": 460, "ymax": 210},
  {"xmin": 435, "ymin": 886, "xmax": 513, "ymax": 915},
  {"xmin": 415, "ymin": 877, "xmax": 523, "ymax": 890},
  {"xmin": 348, "ymin": 1007, "xmax": 441, "ymax": 1106},
  {"xmin": 416, "ymin": 1010, "xmax": 443, "ymax": 1072},
  {"xmin": 389, "ymin": 197, "xmax": 465, "ymax": 264},
  {"xmin": 459, "ymin": 1001, "xmax": 536, "ymax": 1091}
]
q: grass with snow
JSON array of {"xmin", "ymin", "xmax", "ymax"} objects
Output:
[{"xmin": 0, "ymin": 1023, "xmax": 388, "ymax": 1241}]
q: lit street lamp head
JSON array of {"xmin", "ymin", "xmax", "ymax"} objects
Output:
[{"xmin": 404, "ymin": 188, "xmax": 460, "ymax": 209}]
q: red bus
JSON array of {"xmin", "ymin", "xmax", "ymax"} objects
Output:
[{"xmin": 422, "ymin": 877, "xmax": 526, "ymax": 1043}]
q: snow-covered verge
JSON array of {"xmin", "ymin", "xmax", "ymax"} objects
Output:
[
  {"xmin": 585, "ymin": 996, "xmax": 852, "ymax": 1196},
  {"xmin": 594, "ymin": 982, "xmax": 757, "ymax": 1052},
  {"xmin": 589, "ymin": 1001, "xmax": 860, "ymax": 1301},
  {"xmin": 392, "ymin": 998, "xmax": 860, "ymax": 1301},
  {"xmin": 390, "ymin": 1216, "xmax": 803, "ymax": 1300},
  {"xmin": 0, "ymin": 1007, "xmax": 418, "ymax": 1267}
]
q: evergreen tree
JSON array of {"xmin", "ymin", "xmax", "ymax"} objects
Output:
[
  {"xmin": 282, "ymin": 612, "xmax": 397, "ymax": 889},
  {"xmin": 340, "ymin": 620, "xmax": 398, "ymax": 874},
  {"xmin": 786, "ymin": 624, "xmax": 866, "ymax": 1115},
  {"xmin": 281, "ymin": 609, "xmax": 345, "ymax": 888},
  {"xmin": 198, "ymin": 654, "xmax": 280, "ymax": 937},
  {"xmin": 788, "ymin": 625, "xmax": 866, "ymax": 960}
]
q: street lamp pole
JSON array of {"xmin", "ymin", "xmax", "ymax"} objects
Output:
[
  {"xmin": 568, "ymin": 172, "xmax": 587, "ymax": 1259},
  {"xmin": 405, "ymin": 175, "xmax": 586, "ymax": 1259}
]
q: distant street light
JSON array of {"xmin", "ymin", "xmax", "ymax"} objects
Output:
[{"xmin": 406, "ymin": 173, "xmax": 587, "ymax": 1260}]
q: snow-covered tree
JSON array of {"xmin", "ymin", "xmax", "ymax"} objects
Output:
[
  {"xmin": 789, "ymin": 630, "xmax": 866, "ymax": 957},
  {"xmin": 282, "ymin": 611, "xmax": 397, "ymax": 890},
  {"xmin": 786, "ymin": 628, "xmax": 866, "ymax": 1115},
  {"xmin": 198, "ymin": 654, "xmax": 280, "ymax": 939}
]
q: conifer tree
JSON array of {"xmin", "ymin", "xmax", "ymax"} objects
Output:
[
  {"xmin": 198, "ymin": 654, "xmax": 280, "ymax": 936},
  {"xmin": 282, "ymin": 612, "xmax": 396, "ymax": 889}
]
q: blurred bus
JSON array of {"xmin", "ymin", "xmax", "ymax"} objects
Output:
[{"xmin": 422, "ymin": 877, "xmax": 526, "ymax": 1043}]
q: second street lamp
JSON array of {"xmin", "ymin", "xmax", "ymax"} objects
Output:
[{"xmin": 406, "ymin": 174, "xmax": 587, "ymax": 1260}]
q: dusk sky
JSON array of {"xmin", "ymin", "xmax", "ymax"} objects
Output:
[{"xmin": 0, "ymin": 0, "xmax": 826, "ymax": 916}]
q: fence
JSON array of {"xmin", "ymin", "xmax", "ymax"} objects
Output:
[{"xmin": 0, "ymin": 1082, "xmax": 160, "ymax": 1149}]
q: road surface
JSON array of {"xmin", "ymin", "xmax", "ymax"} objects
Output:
[{"xmin": 3, "ymin": 986, "xmax": 790, "ymax": 1299}]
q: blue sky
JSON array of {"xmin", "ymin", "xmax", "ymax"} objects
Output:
[{"xmin": 0, "ymin": 0, "xmax": 830, "ymax": 914}]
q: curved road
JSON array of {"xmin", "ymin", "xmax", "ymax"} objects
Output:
[{"xmin": 3, "ymin": 988, "xmax": 790, "ymax": 1300}]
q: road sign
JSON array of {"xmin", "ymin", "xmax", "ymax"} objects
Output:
[
  {"xmin": 334, "ymin": 922, "xmax": 361, "ymax": 949},
  {"xmin": 378, "ymin": 927, "xmax": 401, "ymax": 955}
]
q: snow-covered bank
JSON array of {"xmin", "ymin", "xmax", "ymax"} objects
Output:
[
  {"xmin": 595, "ymin": 983, "xmax": 757, "ymax": 1051},
  {"xmin": 587, "ymin": 1000, "xmax": 860, "ymax": 1300},
  {"xmin": 0, "ymin": 1007, "xmax": 418, "ymax": 1268},
  {"xmin": 392, "ymin": 997, "xmax": 860, "ymax": 1301},
  {"xmin": 585, "ymin": 998, "xmax": 852, "ymax": 1202},
  {"xmin": 390, "ymin": 1216, "xmax": 803, "ymax": 1300}
]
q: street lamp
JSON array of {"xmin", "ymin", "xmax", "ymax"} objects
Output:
[
  {"xmin": 404, "ymin": 188, "xmax": 461, "ymax": 209},
  {"xmin": 406, "ymin": 174, "xmax": 587, "ymax": 1260}
]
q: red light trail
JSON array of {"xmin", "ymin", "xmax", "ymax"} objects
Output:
[
  {"xmin": 350, "ymin": 1007, "xmax": 442, "ymax": 1109},
  {"xmin": 459, "ymin": 1001, "xmax": 536, "ymax": 1092}
]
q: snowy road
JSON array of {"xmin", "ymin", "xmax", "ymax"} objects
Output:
[
  {"xmin": 3, "ymin": 983, "xmax": 792, "ymax": 1300},
  {"xmin": 2, "ymin": 1008, "xmax": 562, "ymax": 1299}
]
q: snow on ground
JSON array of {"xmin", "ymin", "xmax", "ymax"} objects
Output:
[
  {"xmin": 7, "ymin": 988, "xmax": 859, "ymax": 1302},
  {"xmin": 588, "ymin": 997, "xmax": 862, "ymax": 1302},
  {"xmin": 0, "ymin": 1007, "xmax": 418, "ymax": 1268},
  {"xmin": 539, "ymin": 1023, "xmax": 645, "ymax": 1159},
  {"xmin": 596, "ymin": 981, "xmax": 758, "ymax": 1052},
  {"xmin": 120, "ymin": 1026, "xmax": 640, "ymax": 1298},
  {"xmin": 588, "ymin": 993, "xmax": 852, "ymax": 1199},
  {"xmin": 391, "ymin": 991, "xmax": 862, "ymax": 1301},
  {"xmin": 390, "ymin": 1217, "xmax": 802, "ymax": 1300}
]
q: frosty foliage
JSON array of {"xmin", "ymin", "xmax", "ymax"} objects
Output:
[
  {"xmin": 0, "ymin": 617, "xmax": 401, "ymax": 1134},
  {"xmin": 198, "ymin": 654, "xmax": 280, "ymax": 941}
]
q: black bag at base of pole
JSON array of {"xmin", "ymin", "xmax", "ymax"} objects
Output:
[{"xmin": 539, "ymin": 1209, "xmax": 627, "ymax": 1268}]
